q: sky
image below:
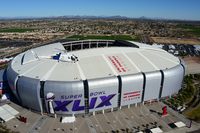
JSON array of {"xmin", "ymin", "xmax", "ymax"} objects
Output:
[{"xmin": 0, "ymin": 0, "xmax": 200, "ymax": 20}]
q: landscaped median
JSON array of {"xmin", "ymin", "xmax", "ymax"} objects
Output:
[
  {"xmin": 163, "ymin": 74, "xmax": 200, "ymax": 122},
  {"xmin": 185, "ymin": 105, "xmax": 200, "ymax": 122}
]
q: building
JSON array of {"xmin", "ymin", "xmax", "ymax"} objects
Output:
[{"xmin": 6, "ymin": 40, "xmax": 185, "ymax": 115}]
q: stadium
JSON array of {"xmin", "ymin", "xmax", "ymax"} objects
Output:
[{"xmin": 6, "ymin": 40, "xmax": 185, "ymax": 115}]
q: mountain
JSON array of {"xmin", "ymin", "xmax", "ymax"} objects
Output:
[{"xmin": 0, "ymin": 15, "xmax": 199, "ymax": 22}]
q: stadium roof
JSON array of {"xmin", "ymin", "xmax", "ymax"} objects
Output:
[{"xmin": 11, "ymin": 41, "xmax": 180, "ymax": 81}]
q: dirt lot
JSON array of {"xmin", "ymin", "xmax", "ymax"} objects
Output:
[
  {"xmin": 151, "ymin": 37, "xmax": 200, "ymax": 45},
  {"xmin": 182, "ymin": 57, "xmax": 200, "ymax": 74}
]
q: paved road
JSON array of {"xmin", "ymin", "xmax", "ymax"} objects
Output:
[
  {"xmin": 186, "ymin": 63, "xmax": 200, "ymax": 75},
  {"xmin": 182, "ymin": 57, "xmax": 200, "ymax": 75}
]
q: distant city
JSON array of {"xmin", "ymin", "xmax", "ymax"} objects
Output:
[
  {"xmin": 0, "ymin": 16, "xmax": 199, "ymax": 61},
  {"xmin": 1, "ymin": 15, "xmax": 200, "ymax": 21}
]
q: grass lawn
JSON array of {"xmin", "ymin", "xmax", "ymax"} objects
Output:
[
  {"xmin": 178, "ymin": 24, "xmax": 200, "ymax": 37},
  {"xmin": 0, "ymin": 28, "xmax": 34, "ymax": 33},
  {"xmin": 66, "ymin": 35, "xmax": 140, "ymax": 41}
]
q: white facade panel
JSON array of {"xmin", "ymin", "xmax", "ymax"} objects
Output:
[
  {"xmin": 88, "ymin": 77, "xmax": 118, "ymax": 112},
  {"xmin": 162, "ymin": 65, "xmax": 184, "ymax": 97},
  {"xmin": 44, "ymin": 81, "xmax": 85, "ymax": 114},
  {"xmin": 121, "ymin": 74, "xmax": 143, "ymax": 106},
  {"xmin": 144, "ymin": 71, "xmax": 161, "ymax": 101}
]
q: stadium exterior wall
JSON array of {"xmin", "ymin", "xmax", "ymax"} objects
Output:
[
  {"xmin": 44, "ymin": 80, "xmax": 85, "ymax": 114},
  {"xmin": 6, "ymin": 65, "xmax": 19, "ymax": 101},
  {"xmin": 120, "ymin": 73, "xmax": 144, "ymax": 106},
  {"xmin": 143, "ymin": 71, "xmax": 162, "ymax": 101},
  {"xmin": 162, "ymin": 65, "xmax": 184, "ymax": 97},
  {"xmin": 17, "ymin": 76, "xmax": 42, "ymax": 112},
  {"xmin": 6, "ymin": 63, "xmax": 184, "ymax": 115},
  {"xmin": 88, "ymin": 77, "xmax": 118, "ymax": 113}
]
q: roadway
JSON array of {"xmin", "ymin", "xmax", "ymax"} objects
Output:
[{"xmin": 182, "ymin": 57, "xmax": 200, "ymax": 75}]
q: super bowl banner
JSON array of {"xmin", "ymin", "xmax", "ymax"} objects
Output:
[{"xmin": 54, "ymin": 91, "xmax": 116, "ymax": 112}]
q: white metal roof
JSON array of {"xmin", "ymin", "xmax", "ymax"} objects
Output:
[
  {"xmin": 174, "ymin": 121, "xmax": 186, "ymax": 128},
  {"xmin": 61, "ymin": 116, "xmax": 76, "ymax": 123},
  {"xmin": 0, "ymin": 104, "xmax": 19, "ymax": 122},
  {"xmin": 150, "ymin": 127, "xmax": 163, "ymax": 133},
  {"xmin": 11, "ymin": 42, "xmax": 180, "ymax": 81}
]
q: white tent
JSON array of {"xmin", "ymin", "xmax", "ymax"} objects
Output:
[
  {"xmin": 61, "ymin": 116, "xmax": 76, "ymax": 123},
  {"xmin": 174, "ymin": 121, "xmax": 186, "ymax": 128},
  {"xmin": 150, "ymin": 127, "xmax": 163, "ymax": 133},
  {"xmin": 0, "ymin": 104, "xmax": 19, "ymax": 122},
  {"xmin": 1, "ymin": 93, "xmax": 10, "ymax": 100}
]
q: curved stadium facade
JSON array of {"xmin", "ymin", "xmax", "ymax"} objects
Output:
[{"xmin": 6, "ymin": 40, "xmax": 185, "ymax": 115}]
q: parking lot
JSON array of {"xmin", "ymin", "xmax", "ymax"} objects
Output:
[
  {"xmin": 3, "ymin": 101, "xmax": 200, "ymax": 133},
  {"xmin": 152, "ymin": 43, "xmax": 200, "ymax": 57}
]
